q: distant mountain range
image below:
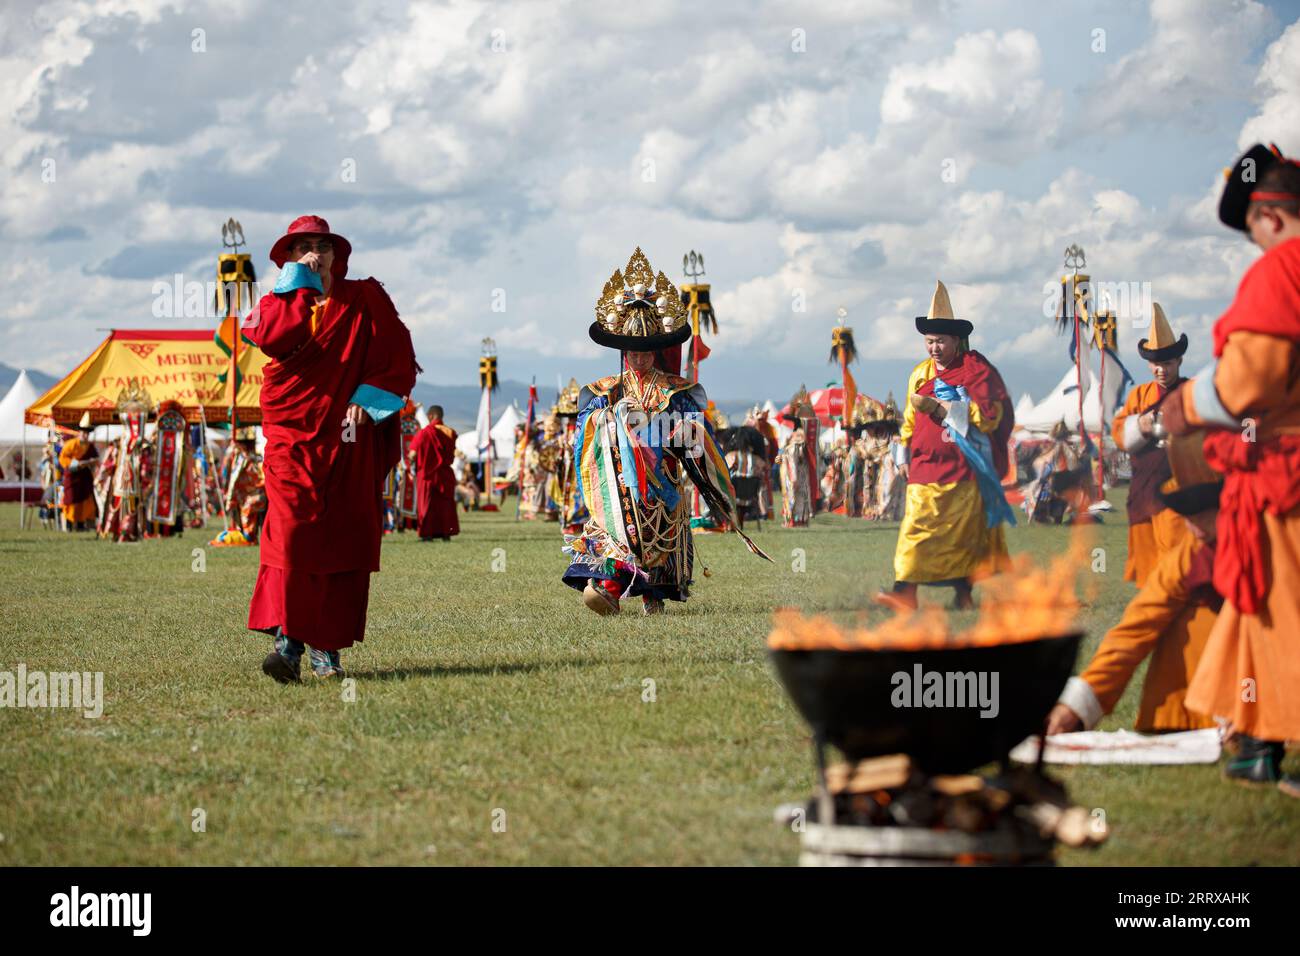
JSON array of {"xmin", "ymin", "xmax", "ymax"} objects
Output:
[
  {"xmin": 0, "ymin": 362, "xmax": 762, "ymax": 433},
  {"xmin": 0, "ymin": 364, "xmax": 57, "ymax": 395}
]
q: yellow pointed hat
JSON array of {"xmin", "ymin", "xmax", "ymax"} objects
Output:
[
  {"xmin": 915, "ymin": 280, "xmax": 973, "ymax": 337},
  {"xmin": 77, "ymin": 411, "xmax": 93, "ymax": 430},
  {"xmin": 1138, "ymin": 302, "xmax": 1188, "ymax": 362}
]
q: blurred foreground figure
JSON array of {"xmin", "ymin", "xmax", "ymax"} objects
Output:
[
  {"xmin": 1165, "ymin": 143, "xmax": 1300, "ymax": 796},
  {"xmin": 244, "ymin": 216, "xmax": 418, "ymax": 682},
  {"xmin": 1048, "ymin": 430, "xmax": 1221, "ymax": 735}
]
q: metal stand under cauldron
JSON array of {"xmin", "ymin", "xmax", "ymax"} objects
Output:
[
  {"xmin": 768, "ymin": 639, "xmax": 1108, "ymax": 866},
  {"xmin": 783, "ymin": 732, "xmax": 1061, "ymax": 867}
]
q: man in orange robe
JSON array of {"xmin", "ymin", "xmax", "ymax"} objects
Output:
[
  {"xmin": 1165, "ymin": 142, "xmax": 1300, "ymax": 795},
  {"xmin": 411, "ymin": 405, "xmax": 460, "ymax": 542},
  {"xmin": 1111, "ymin": 303, "xmax": 1189, "ymax": 587},
  {"xmin": 58, "ymin": 414, "xmax": 99, "ymax": 530},
  {"xmin": 1047, "ymin": 431, "xmax": 1220, "ymax": 734},
  {"xmin": 244, "ymin": 215, "xmax": 419, "ymax": 683}
]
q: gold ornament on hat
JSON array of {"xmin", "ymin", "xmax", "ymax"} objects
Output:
[
  {"xmin": 594, "ymin": 247, "xmax": 687, "ymax": 335},
  {"xmin": 115, "ymin": 380, "xmax": 155, "ymax": 418},
  {"xmin": 556, "ymin": 377, "xmax": 581, "ymax": 416}
]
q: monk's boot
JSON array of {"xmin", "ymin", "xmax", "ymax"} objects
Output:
[
  {"xmin": 308, "ymin": 647, "xmax": 345, "ymax": 679},
  {"xmin": 1223, "ymin": 735, "xmax": 1283, "ymax": 785},
  {"xmin": 952, "ymin": 582, "xmax": 976, "ymax": 611},
  {"xmin": 262, "ymin": 632, "xmax": 303, "ymax": 684},
  {"xmin": 582, "ymin": 580, "xmax": 621, "ymax": 616}
]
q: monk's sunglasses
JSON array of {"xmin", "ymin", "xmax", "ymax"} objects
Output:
[{"xmin": 291, "ymin": 240, "xmax": 334, "ymax": 254}]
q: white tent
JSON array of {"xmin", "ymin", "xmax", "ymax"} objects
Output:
[
  {"xmin": 1016, "ymin": 366, "xmax": 1109, "ymax": 435},
  {"xmin": 455, "ymin": 402, "xmax": 523, "ymax": 474},
  {"xmin": 0, "ymin": 371, "xmax": 41, "ymax": 447}
]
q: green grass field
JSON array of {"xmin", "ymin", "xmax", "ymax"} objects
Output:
[{"xmin": 0, "ymin": 493, "xmax": 1295, "ymax": 866}]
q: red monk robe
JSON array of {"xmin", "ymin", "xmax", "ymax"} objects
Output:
[
  {"xmin": 1176, "ymin": 235, "xmax": 1300, "ymax": 741},
  {"xmin": 244, "ymin": 262, "xmax": 418, "ymax": 651},
  {"xmin": 412, "ymin": 421, "xmax": 460, "ymax": 540}
]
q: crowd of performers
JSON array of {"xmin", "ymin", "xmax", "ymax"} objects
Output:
[
  {"xmin": 37, "ymin": 138, "xmax": 1300, "ymax": 795},
  {"xmin": 35, "ymin": 389, "xmax": 266, "ymax": 542}
]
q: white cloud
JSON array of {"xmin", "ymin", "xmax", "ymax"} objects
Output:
[
  {"xmin": 1084, "ymin": 0, "xmax": 1273, "ymax": 130},
  {"xmin": 0, "ymin": 0, "xmax": 1293, "ymax": 411},
  {"xmin": 1239, "ymin": 19, "xmax": 1300, "ymax": 154}
]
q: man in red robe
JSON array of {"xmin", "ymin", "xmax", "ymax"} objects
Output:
[
  {"xmin": 1165, "ymin": 143, "xmax": 1300, "ymax": 794},
  {"xmin": 410, "ymin": 404, "xmax": 460, "ymax": 541},
  {"xmin": 243, "ymin": 215, "xmax": 419, "ymax": 682}
]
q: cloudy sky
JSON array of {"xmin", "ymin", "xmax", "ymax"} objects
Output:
[{"xmin": 3, "ymin": 0, "xmax": 1298, "ymax": 407}]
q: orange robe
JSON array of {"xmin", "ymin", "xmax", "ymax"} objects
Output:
[
  {"xmin": 1182, "ymin": 328, "xmax": 1300, "ymax": 740},
  {"xmin": 58, "ymin": 439, "xmax": 98, "ymax": 524},
  {"xmin": 1112, "ymin": 381, "xmax": 1187, "ymax": 586},
  {"xmin": 1061, "ymin": 531, "xmax": 1217, "ymax": 732}
]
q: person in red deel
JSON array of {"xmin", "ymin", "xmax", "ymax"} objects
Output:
[
  {"xmin": 243, "ymin": 215, "xmax": 420, "ymax": 682},
  {"xmin": 410, "ymin": 404, "xmax": 460, "ymax": 541}
]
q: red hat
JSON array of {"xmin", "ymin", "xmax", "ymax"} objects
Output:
[{"xmin": 269, "ymin": 215, "xmax": 352, "ymax": 279}]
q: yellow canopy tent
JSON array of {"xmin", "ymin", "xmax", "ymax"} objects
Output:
[{"xmin": 25, "ymin": 328, "xmax": 268, "ymax": 427}]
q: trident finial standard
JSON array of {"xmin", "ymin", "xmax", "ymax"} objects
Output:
[
  {"xmin": 222, "ymin": 217, "xmax": 246, "ymax": 251},
  {"xmin": 683, "ymin": 249, "xmax": 706, "ymax": 281}
]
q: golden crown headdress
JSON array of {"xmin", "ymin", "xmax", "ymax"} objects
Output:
[{"xmin": 590, "ymin": 248, "xmax": 689, "ymax": 347}]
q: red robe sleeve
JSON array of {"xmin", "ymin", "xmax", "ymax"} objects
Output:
[{"xmin": 243, "ymin": 288, "xmax": 318, "ymax": 359}]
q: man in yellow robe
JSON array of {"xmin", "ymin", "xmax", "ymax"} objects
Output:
[
  {"xmin": 875, "ymin": 281, "xmax": 1016, "ymax": 610},
  {"xmin": 1111, "ymin": 303, "xmax": 1190, "ymax": 587},
  {"xmin": 58, "ymin": 413, "xmax": 99, "ymax": 531}
]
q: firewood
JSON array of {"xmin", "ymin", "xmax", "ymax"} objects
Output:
[
  {"xmin": 1054, "ymin": 806, "xmax": 1092, "ymax": 847},
  {"xmin": 942, "ymin": 795, "xmax": 988, "ymax": 833},
  {"xmin": 930, "ymin": 774, "xmax": 984, "ymax": 796},
  {"xmin": 827, "ymin": 754, "xmax": 914, "ymax": 794}
]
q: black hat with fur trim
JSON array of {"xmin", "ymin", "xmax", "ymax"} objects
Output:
[{"xmin": 1219, "ymin": 142, "xmax": 1300, "ymax": 232}]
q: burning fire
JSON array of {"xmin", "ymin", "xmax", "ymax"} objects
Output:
[{"xmin": 768, "ymin": 529, "xmax": 1096, "ymax": 651}]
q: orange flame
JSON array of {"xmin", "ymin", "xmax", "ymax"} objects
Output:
[{"xmin": 768, "ymin": 527, "xmax": 1094, "ymax": 651}]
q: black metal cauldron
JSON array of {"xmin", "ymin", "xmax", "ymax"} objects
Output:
[{"xmin": 770, "ymin": 633, "xmax": 1081, "ymax": 774}]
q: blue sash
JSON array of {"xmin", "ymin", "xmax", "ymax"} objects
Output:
[{"xmin": 933, "ymin": 377, "xmax": 1016, "ymax": 529}]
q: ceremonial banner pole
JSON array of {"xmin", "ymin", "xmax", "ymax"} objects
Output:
[
  {"xmin": 830, "ymin": 307, "xmax": 857, "ymax": 446},
  {"xmin": 1060, "ymin": 245, "xmax": 1090, "ymax": 447},
  {"xmin": 681, "ymin": 251, "xmax": 712, "ymax": 523},
  {"xmin": 479, "ymin": 337, "xmax": 498, "ymax": 510},
  {"xmin": 516, "ymin": 378, "xmax": 536, "ymax": 520},
  {"xmin": 211, "ymin": 218, "xmax": 256, "ymax": 545},
  {"xmin": 1094, "ymin": 297, "xmax": 1115, "ymax": 498},
  {"xmin": 18, "ymin": 423, "xmax": 26, "ymax": 529}
]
